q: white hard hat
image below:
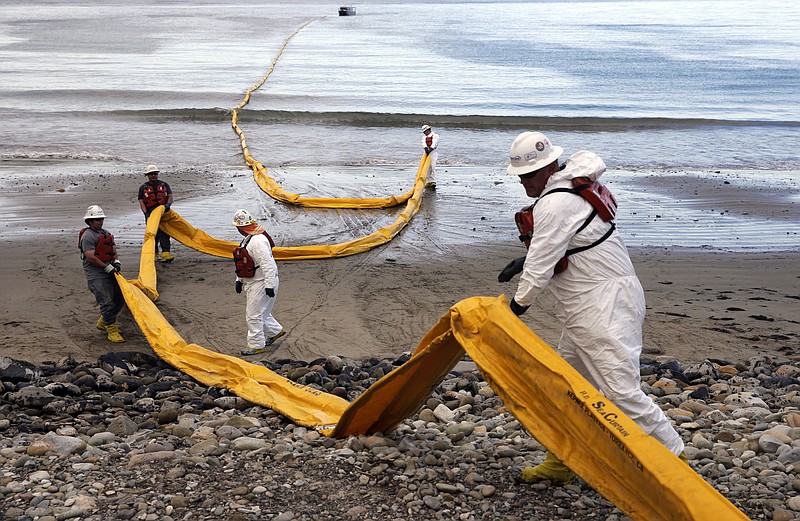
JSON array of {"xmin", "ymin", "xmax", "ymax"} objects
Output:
[
  {"xmin": 144, "ymin": 164, "xmax": 159, "ymax": 175},
  {"xmin": 507, "ymin": 132, "xmax": 564, "ymax": 175},
  {"xmin": 232, "ymin": 209, "xmax": 256, "ymax": 227},
  {"xmin": 83, "ymin": 205, "xmax": 106, "ymax": 220},
  {"xmin": 421, "ymin": 125, "xmax": 431, "ymax": 132}
]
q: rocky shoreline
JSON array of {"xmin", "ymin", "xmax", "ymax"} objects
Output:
[{"xmin": 2, "ymin": 352, "xmax": 799, "ymax": 521}]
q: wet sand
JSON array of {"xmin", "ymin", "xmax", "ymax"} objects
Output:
[{"xmin": 0, "ymin": 160, "xmax": 798, "ymax": 366}]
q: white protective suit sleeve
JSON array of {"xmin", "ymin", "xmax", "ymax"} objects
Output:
[
  {"xmin": 514, "ymin": 191, "xmax": 596, "ymax": 307},
  {"xmin": 512, "ymin": 152, "xmax": 686, "ymax": 456},
  {"xmin": 247, "ymin": 233, "xmax": 278, "ymax": 288},
  {"xmin": 513, "ymin": 151, "xmax": 621, "ymax": 307}
]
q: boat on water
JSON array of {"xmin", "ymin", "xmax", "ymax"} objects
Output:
[{"xmin": 338, "ymin": 5, "xmax": 356, "ymax": 16}]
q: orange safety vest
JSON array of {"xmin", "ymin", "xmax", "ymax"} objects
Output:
[
  {"xmin": 514, "ymin": 177, "xmax": 617, "ymax": 275},
  {"xmin": 78, "ymin": 228, "xmax": 117, "ymax": 262},
  {"xmin": 141, "ymin": 182, "xmax": 169, "ymax": 210}
]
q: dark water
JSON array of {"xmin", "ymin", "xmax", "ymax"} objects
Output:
[{"xmin": 0, "ymin": 0, "xmax": 797, "ymax": 170}]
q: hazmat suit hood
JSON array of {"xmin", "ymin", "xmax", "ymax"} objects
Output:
[{"xmin": 550, "ymin": 151, "xmax": 606, "ymax": 185}]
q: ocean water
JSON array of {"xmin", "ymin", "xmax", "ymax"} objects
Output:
[
  {"xmin": 1, "ymin": 0, "xmax": 798, "ymax": 250},
  {"xmin": 1, "ymin": 0, "xmax": 797, "ymax": 169}
]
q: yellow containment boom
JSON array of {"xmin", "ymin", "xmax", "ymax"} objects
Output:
[
  {"xmin": 120, "ymin": 240, "xmax": 747, "ymax": 520},
  {"xmin": 121, "ymin": 16, "xmax": 748, "ymax": 518},
  {"xmin": 129, "ymin": 205, "xmax": 166, "ymax": 302},
  {"xmin": 241, "ymin": 144, "xmax": 417, "ymax": 209},
  {"xmin": 332, "ymin": 296, "xmax": 750, "ymax": 521},
  {"xmin": 231, "ymin": 17, "xmax": 422, "ymax": 209},
  {"xmin": 117, "ymin": 273, "xmax": 347, "ymax": 426},
  {"xmin": 152, "ymin": 153, "xmax": 430, "ymax": 264}
]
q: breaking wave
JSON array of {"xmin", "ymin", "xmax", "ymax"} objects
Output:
[{"xmin": 32, "ymin": 108, "xmax": 800, "ymax": 130}]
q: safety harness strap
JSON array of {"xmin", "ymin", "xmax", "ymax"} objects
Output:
[
  {"xmin": 565, "ymin": 221, "xmax": 616, "ymax": 257},
  {"xmin": 538, "ymin": 186, "xmax": 617, "ymax": 267},
  {"xmin": 539, "ymin": 186, "xmax": 608, "ymax": 241},
  {"xmin": 241, "ymin": 234, "xmax": 258, "ymax": 269},
  {"xmin": 574, "ymin": 207, "xmax": 598, "ymax": 235}
]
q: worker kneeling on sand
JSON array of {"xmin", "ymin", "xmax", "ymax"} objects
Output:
[
  {"xmin": 499, "ymin": 132, "xmax": 686, "ymax": 485},
  {"xmin": 232, "ymin": 209, "xmax": 285, "ymax": 356},
  {"xmin": 79, "ymin": 205, "xmax": 125, "ymax": 343}
]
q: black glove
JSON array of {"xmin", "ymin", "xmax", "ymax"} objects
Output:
[
  {"xmin": 498, "ymin": 256, "xmax": 526, "ymax": 283},
  {"xmin": 111, "ymin": 260, "xmax": 122, "ymax": 273},
  {"xmin": 424, "ymin": 147, "xmax": 432, "ymax": 154},
  {"xmin": 164, "ymin": 204, "xmax": 171, "ymax": 212},
  {"xmin": 104, "ymin": 262, "xmax": 120, "ymax": 274},
  {"xmin": 235, "ymin": 281, "xmax": 243, "ymax": 294},
  {"xmin": 509, "ymin": 298, "xmax": 530, "ymax": 316},
  {"xmin": 265, "ymin": 288, "xmax": 275, "ymax": 298}
]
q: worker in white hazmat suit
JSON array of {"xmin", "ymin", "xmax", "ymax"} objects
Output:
[
  {"xmin": 499, "ymin": 132, "xmax": 685, "ymax": 485},
  {"xmin": 232, "ymin": 209, "xmax": 285, "ymax": 356},
  {"xmin": 421, "ymin": 124, "xmax": 439, "ymax": 189}
]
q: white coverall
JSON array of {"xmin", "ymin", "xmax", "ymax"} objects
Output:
[
  {"xmin": 514, "ymin": 151, "xmax": 685, "ymax": 456},
  {"xmin": 422, "ymin": 130, "xmax": 439, "ymax": 185},
  {"xmin": 237, "ymin": 233, "xmax": 282, "ymax": 350}
]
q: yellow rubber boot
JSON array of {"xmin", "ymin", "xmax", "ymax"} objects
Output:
[
  {"xmin": 515, "ymin": 452, "xmax": 575, "ymax": 485},
  {"xmin": 161, "ymin": 252, "xmax": 174, "ymax": 263},
  {"xmin": 266, "ymin": 329, "xmax": 286, "ymax": 346},
  {"xmin": 105, "ymin": 323, "xmax": 125, "ymax": 343},
  {"xmin": 96, "ymin": 316, "xmax": 107, "ymax": 331}
]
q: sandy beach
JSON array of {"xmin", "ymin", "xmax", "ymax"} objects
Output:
[{"xmin": 0, "ymin": 160, "xmax": 798, "ymax": 367}]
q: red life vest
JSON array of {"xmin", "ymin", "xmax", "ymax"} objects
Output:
[
  {"xmin": 141, "ymin": 182, "xmax": 169, "ymax": 210},
  {"xmin": 514, "ymin": 177, "xmax": 617, "ymax": 275},
  {"xmin": 78, "ymin": 228, "xmax": 117, "ymax": 262},
  {"xmin": 425, "ymin": 135, "xmax": 434, "ymax": 147},
  {"xmin": 568, "ymin": 177, "xmax": 617, "ymax": 221},
  {"xmin": 233, "ymin": 232, "xmax": 274, "ymax": 278}
]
